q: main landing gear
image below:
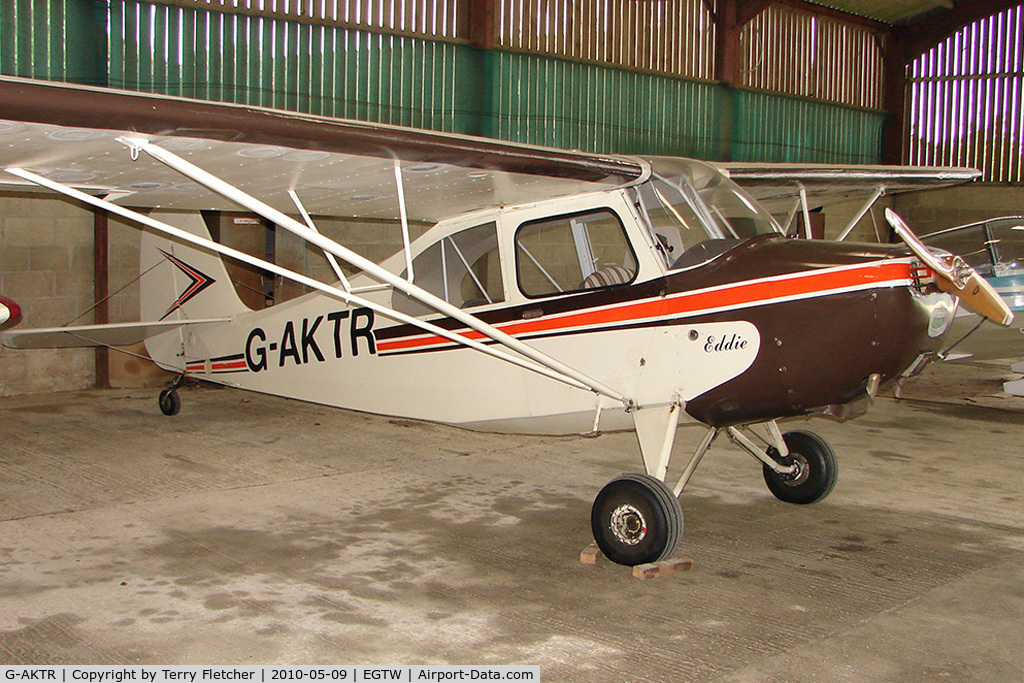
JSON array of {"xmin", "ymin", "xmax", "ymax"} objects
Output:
[
  {"xmin": 590, "ymin": 415, "xmax": 838, "ymax": 567},
  {"xmin": 591, "ymin": 474, "xmax": 683, "ymax": 566}
]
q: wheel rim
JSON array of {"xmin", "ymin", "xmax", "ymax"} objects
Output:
[{"xmin": 609, "ymin": 503, "xmax": 647, "ymax": 546}]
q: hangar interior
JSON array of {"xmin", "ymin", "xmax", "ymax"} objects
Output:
[
  {"xmin": 1, "ymin": 0, "xmax": 1022, "ymax": 393},
  {"xmin": 1, "ymin": 0, "xmax": 1024, "ymax": 676}
]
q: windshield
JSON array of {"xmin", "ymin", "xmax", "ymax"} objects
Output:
[{"xmin": 636, "ymin": 158, "xmax": 780, "ymax": 269}]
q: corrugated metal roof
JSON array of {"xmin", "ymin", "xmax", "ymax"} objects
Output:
[{"xmin": 804, "ymin": 0, "xmax": 951, "ymax": 25}]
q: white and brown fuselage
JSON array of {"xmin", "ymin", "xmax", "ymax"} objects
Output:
[{"xmin": 160, "ymin": 214, "xmax": 954, "ymax": 435}]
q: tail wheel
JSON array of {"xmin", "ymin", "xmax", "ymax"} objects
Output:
[
  {"xmin": 762, "ymin": 430, "xmax": 837, "ymax": 505},
  {"xmin": 158, "ymin": 388, "xmax": 181, "ymax": 416},
  {"xmin": 591, "ymin": 473, "xmax": 683, "ymax": 566}
]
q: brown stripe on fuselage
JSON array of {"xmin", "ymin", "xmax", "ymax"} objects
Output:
[{"xmin": 375, "ymin": 235, "xmax": 915, "ymax": 341}]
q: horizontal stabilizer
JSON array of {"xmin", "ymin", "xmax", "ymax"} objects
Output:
[{"xmin": 1, "ymin": 318, "xmax": 230, "ymax": 349}]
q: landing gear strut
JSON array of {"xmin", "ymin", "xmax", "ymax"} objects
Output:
[
  {"xmin": 726, "ymin": 424, "xmax": 837, "ymax": 504},
  {"xmin": 588, "ymin": 410, "xmax": 839, "ymax": 567}
]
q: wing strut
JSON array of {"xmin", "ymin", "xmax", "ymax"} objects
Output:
[
  {"xmin": 782, "ymin": 198, "xmax": 800, "ymax": 236},
  {"xmin": 287, "ymin": 189, "xmax": 351, "ymax": 291},
  {"xmin": 113, "ymin": 136, "xmax": 632, "ymax": 406},
  {"xmin": 394, "ymin": 160, "xmax": 415, "ymax": 283},
  {"xmin": 836, "ymin": 186, "xmax": 884, "ymax": 242},
  {"xmin": 798, "ymin": 186, "xmax": 812, "ymax": 240},
  {"xmin": 6, "ymin": 167, "xmax": 609, "ymax": 396}
]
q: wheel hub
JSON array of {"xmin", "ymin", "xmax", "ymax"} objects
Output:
[
  {"xmin": 609, "ymin": 504, "xmax": 647, "ymax": 546},
  {"xmin": 781, "ymin": 453, "xmax": 810, "ymax": 486}
]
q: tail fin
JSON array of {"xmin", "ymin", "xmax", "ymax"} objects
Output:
[
  {"xmin": 141, "ymin": 212, "xmax": 250, "ymax": 371},
  {"xmin": 140, "ymin": 212, "xmax": 250, "ymax": 323}
]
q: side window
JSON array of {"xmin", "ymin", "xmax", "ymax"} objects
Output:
[
  {"xmin": 393, "ymin": 222, "xmax": 504, "ymax": 317},
  {"xmin": 516, "ymin": 209, "xmax": 637, "ymax": 298}
]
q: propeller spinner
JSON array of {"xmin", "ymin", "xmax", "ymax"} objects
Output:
[{"xmin": 885, "ymin": 208, "xmax": 1014, "ymax": 328}]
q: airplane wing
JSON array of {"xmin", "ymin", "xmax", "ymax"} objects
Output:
[
  {"xmin": 713, "ymin": 162, "xmax": 981, "ymax": 213},
  {"xmin": 1, "ymin": 318, "xmax": 231, "ymax": 349},
  {"xmin": 0, "ymin": 76, "xmax": 646, "ymax": 224},
  {"xmin": 0, "ymin": 76, "xmax": 642, "ymax": 404}
]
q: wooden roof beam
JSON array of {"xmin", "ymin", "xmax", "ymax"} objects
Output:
[
  {"xmin": 895, "ymin": 0, "xmax": 1023, "ymax": 61},
  {"xmin": 739, "ymin": 0, "xmax": 888, "ymax": 33}
]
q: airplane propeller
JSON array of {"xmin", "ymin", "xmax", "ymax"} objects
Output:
[{"xmin": 885, "ymin": 208, "xmax": 1014, "ymax": 327}]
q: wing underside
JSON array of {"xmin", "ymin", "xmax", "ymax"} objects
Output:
[
  {"xmin": 0, "ymin": 76, "xmax": 645, "ymax": 224},
  {"xmin": 0, "ymin": 78, "xmax": 638, "ymax": 406}
]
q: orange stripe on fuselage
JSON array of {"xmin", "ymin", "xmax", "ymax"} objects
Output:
[
  {"xmin": 377, "ymin": 261, "xmax": 915, "ymax": 354},
  {"xmin": 391, "ymin": 260, "xmax": 917, "ymax": 354}
]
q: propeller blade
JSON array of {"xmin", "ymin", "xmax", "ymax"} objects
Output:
[{"xmin": 885, "ymin": 208, "xmax": 1014, "ymax": 327}]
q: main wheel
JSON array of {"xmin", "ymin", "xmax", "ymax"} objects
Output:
[
  {"xmin": 591, "ymin": 473, "xmax": 683, "ymax": 566},
  {"xmin": 158, "ymin": 388, "xmax": 181, "ymax": 416},
  {"xmin": 762, "ymin": 430, "xmax": 837, "ymax": 505}
]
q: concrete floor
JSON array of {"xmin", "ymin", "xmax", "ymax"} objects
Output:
[{"xmin": 1, "ymin": 362, "xmax": 1023, "ymax": 680}]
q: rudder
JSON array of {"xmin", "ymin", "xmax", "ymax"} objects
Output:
[
  {"xmin": 140, "ymin": 211, "xmax": 250, "ymax": 323},
  {"xmin": 140, "ymin": 212, "xmax": 250, "ymax": 372}
]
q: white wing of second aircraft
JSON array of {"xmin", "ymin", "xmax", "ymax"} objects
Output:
[{"xmin": 714, "ymin": 162, "xmax": 981, "ymax": 213}]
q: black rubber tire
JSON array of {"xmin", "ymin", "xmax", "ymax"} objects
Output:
[
  {"xmin": 591, "ymin": 473, "xmax": 684, "ymax": 566},
  {"xmin": 158, "ymin": 388, "xmax": 181, "ymax": 416},
  {"xmin": 762, "ymin": 430, "xmax": 837, "ymax": 505}
]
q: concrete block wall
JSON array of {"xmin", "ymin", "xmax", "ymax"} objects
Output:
[
  {"xmin": 0, "ymin": 192, "xmax": 175, "ymax": 396},
  {"xmin": 0, "ymin": 193, "xmax": 96, "ymax": 396},
  {"xmin": 893, "ymin": 185, "xmax": 1024, "ymax": 235}
]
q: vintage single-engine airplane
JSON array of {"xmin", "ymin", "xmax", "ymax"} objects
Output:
[{"xmin": 0, "ymin": 77, "xmax": 1013, "ymax": 566}]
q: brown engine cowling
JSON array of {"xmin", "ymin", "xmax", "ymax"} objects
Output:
[{"xmin": 677, "ymin": 236, "xmax": 957, "ymax": 427}]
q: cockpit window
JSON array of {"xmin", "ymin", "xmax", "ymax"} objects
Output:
[
  {"xmin": 393, "ymin": 222, "xmax": 504, "ymax": 317},
  {"xmin": 515, "ymin": 209, "xmax": 637, "ymax": 298},
  {"xmin": 636, "ymin": 159, "xmax": 779, "ymax": 270}
]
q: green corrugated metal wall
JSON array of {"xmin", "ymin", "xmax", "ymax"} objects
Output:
[
  {"xmin": 109, "ymin": 2, "xmax": 470, "ymax": 131},
  {"xmin": 733, "ymin": 91, "xmax": 885, "ymax": 164},
  {"xmin": 0, "ymin": 0, "xmax": 884, "ymax": 164},
  {"xmin": 2, "ymin": 0, "xmax": 66, "ymax": 81},
  {"xmin": 489, "ymin": 52, "xmax": 729, "ymax": 158}
]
